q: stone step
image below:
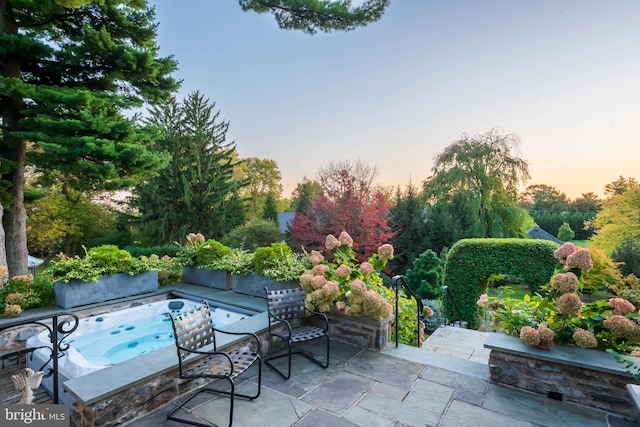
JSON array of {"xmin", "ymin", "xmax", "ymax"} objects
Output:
[{"xmin": 382, "ymin": 340, "xmax": 489, "ymax": 380}]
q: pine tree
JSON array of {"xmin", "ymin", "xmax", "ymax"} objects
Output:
[
  {"xmin": 388, "ymin": 182, "xmax": 429, "ymax": 274},
  {"xmin": 262, "ymin": 193, "xmax": 279, "ymax": 223},
  {"xmin": 134, "ymin": 91, "xmax": 240, "ymax": 244},
  {"xmin": 0, "ymin": 1, "xmax": 178, "ymax": 274}
]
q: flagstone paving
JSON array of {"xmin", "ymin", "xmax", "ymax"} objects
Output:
[{"xmin": 129, "ymin": 327, "xmax": 640, "ymax": 427}]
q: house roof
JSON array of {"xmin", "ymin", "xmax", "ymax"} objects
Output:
[
  {"xmin": 526, "ymin": 226, "xmax": 563, "ymax": 244},
  {"xmin": 277, "ymin": 212, "xmax": 295, "ymax": 233}
]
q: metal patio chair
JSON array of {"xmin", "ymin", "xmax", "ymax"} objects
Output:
[
  {"xmin": 167, "ymin": 300, "xmax": 261, "ymax": 427},
  {"xmin": 264, "ymin": 285, "xmax": 330, "ymax": 379}
]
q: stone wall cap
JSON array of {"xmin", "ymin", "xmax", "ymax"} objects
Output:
[{"xmin": 485, "ymin": 332, "xmax": 639, "ymax": 378}]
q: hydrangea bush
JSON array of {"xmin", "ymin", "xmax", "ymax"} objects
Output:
[
  {"xmin": 481, "ymin": 242, "xmax": 640, "ymax": 356},
  {"xmin": 300, "ymin": 231, "xmax": 426, "ymax": 345}
]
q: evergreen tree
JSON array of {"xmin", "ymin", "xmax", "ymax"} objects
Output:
[
  {"xmin": 0, "ymin": 0, "xmax": 178, "ymax": 274},
  {"xmin": 262, "ymin": 192, "xmax": 279, "ymax": 223},
  {"xmin": 222, "ymin": 188, "xmax": 246, "ymax": 235},
  {"xmin": 133, "ymin": 91, "xmax": 240, "ymax": 244},
  {"xmin": 239, "ymin": 0, "xmax": 390, "ymax": 34},
  {"xmin": 388, "ymin": 182, "xmax": 429, "ymax": 275}
]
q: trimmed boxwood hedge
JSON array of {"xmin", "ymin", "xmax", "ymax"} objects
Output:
[{"xmin": 442, "ymin": 238, "xmax": 559, "ymax": 329}]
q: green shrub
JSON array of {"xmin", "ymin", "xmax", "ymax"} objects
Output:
[
  {"xmin": 221, "ymin": 219, "xmax": 283, "ymax": 250},
  {"xmin": 442, "ymin": 238, "xmax": 558, "ymax": 329},
  {"xmin": 124, "ymin": 245, "xmax": 180, "ymax": 258},
  {"xmin": 252, "ymin": 242, "xmax": 292, "ymax": 276},
  {"xmin": 557, "ymin": 222, "xmax": 575, "ymax": 241},
  {"xmin": 46, "ymin": 244, "xmax": 171, "ymax": 284},
  {"xmin": 404, "ymin": 249, "xmax": 443, "ymax": 299},
  {"xmin": 195, "ymin": 240, "xmax": 233, "ymax": 267},
  {"xmin": 612, "ymin": 238, "xmax": 640, "ymax": 277},
  {"xmin": 0, "ymin": 274, "xmax": 54, "ymax": 311},
  {"xmin": 422, "ymin": 299, "xmax": 445, "ymax": 332}
]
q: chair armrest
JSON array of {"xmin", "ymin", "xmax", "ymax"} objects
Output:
[
  {"xmin": 212, "ymin": 328, "xmax": 262, "ymax": 354},
  {"xmin": 267, "ymin": 313, "xmax": 293, "ymax": 338},
  {"xmin": 304, "ymin": 308, "xmax": 329, "ymax": 330}
]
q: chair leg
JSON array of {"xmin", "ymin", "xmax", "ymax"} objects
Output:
[
  {"xmin": 264, "ymin": 336, "xmax": 330, "ymax": 379},
  {"xmin": 167, "ymin": 359, "xmax": 262, "ymax": 427}
]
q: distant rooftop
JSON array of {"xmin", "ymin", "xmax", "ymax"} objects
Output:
[{"xmin": 526, "ymin": 226, "xmax": 563, "ymax": 244}]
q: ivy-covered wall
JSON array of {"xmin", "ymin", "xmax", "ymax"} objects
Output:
[{"xmin": 443, "ymin": 238, "xmax": 559, "ymax": 329}]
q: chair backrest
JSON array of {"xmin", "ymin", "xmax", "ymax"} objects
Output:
[
  {"xmin": 265, "ymin": 286, "xmax": 307, "ymax": 320},
  {"xmin": 168, "ymin": 301, "xmax": 216, "ymax": 360}
]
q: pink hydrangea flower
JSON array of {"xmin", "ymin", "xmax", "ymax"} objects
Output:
[
  {"xmin": 325, "ymin": 234, "xmax": 340, "ymax": 250},
  {"xmin": 476, "ymin": 293, "xmax": 489, "ymax": 307},
  {"xmin": 609, "ymin": 297, "xmax": 636, "ymax": 316},
  {"xmin": 349, "ymin": 279, "xmax": 367, "ymax": 295},
  {"xmin": 359, "ymin": 262, "xmax": 374, "ymax": 276},
  {"xmin": 551, "ymin": 272, "xmax": 579, "ymax": 293},
  {"xmin": 604, "ymin": 315, "xmax": 639, "ymax": 339},
  {"xmin": 336, "ymin": 264, "xmax": 352, "ymax": 279},
  {"xmin": 336, "ymin": 301, "xmax": 346, "ymax": 311},
  {"xmin": 564, "ymin": 249, "xmax": 593, "ymax": 272},
  {"xmin": 338, "ymin": 231, "xmax": 354, "ymax": 247},
  {"xmin": 537, "ymin": 325, "xmax": 555, "ymax": 350},
  {"xmin": 423, "ymin": 306, "xmax": 434, "ymax": 317},
  {"xmin": 312, "ymin": 275, "xmax": 327, "ymax": 289},
  {"xmin": 572, "ymin": 328, "xmax": 598, "ymax": 349},
  {"xmin": 312, "ymin": 264, "xmax": 329, "ymax": 276},
  {"xmin": 381, "ymin": 301, "xmax": 393, "ymax": 318},
  {"xmin": 520, "ymin": 326, "xmax": 540, "ymax": 347},
  {"xmin": 377, "ymin": 244, "xmax": 394, "ymax": 261},
  {"xmin": 553, "ymin": 242, "xmax": 576, "ymax": 263},
  {"xmin": 556, "ymin": 293, "xmax": 583, "ymax": 315},
  {"xmin": 300, "ymin": 273, "xmax": 314, "ymax": 287},
  {"xmin": 310, "ymin": 250, "xmax": 324, "ymax": 265}
]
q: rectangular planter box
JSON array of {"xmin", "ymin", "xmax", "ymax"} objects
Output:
[
  {"xmin": 182, "ymin": 266, "xmax": 230, "ymax": 290},
  {"xmin": 54, "ymin": 271, "xmax": 159, "ymax": 309},
  {"xmin": 321, "ymin": 310, "xmax": 393, "ymax": 351},
  {"xmin": 230, "ymin": 273, "xmax": 297, "ymax": 298},
  {"xmin": 485, "ymin": 333, "xmax": 640, "ymax": 420}
]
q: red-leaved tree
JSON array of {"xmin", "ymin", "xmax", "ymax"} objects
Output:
[{"xmin": 290, "ymin": 160, "xmax": 394, "ymax": 262}]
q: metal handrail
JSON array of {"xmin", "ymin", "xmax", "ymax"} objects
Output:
[
  {"xmin": 391, "ymin": 275, "xmax": 424, "ymax": 348},
  {"xmin": 442, "ymin": 285, "xmax": 465, "ymax": 327},
  {"xmin": 0, "ymin": 310, "xmax": 79, "ymax": 403}
]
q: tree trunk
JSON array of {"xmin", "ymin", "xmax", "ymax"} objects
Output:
[
  {"xmin": 0, "ymin": 2, "xmax": 28, "ymax": 276},
  {"xmin": 0, "ymin": 202, "xmax": 7, "ymax": 281}
]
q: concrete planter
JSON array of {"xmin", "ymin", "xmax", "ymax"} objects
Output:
[
  {"xmin": 230, "ymin": 273, "xmax": 297, "ymax": 297},
  {"xmin": 54, "ymin": 271, "xmax": 159, "ymax": 309},
  {"xmin": 485, "ymin": 333, "xmax": 640, "ymax": 420},
  {"xmin": 182, "ymin": 266, "xmax": 230, "ymax": 290}
]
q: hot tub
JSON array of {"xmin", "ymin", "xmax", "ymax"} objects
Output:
[{"xmin": 26, "ymin": 298, "xmax": 253, "ymax": 405}]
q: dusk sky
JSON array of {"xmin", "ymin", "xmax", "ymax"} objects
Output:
[{"xmin": 148, "ymin": 1, "xmax": 640, "ymax": 199}]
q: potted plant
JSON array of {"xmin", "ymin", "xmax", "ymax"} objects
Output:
[
  {"xmin": 177, "ymin": 233, "xmax": 233, "ymax": 289},
  {"xmin": 225, "ymin": 242, "xmax": 309, "ymax": 297},
  {"xmin": 48, "ymin": 245, "xmax": 162, "ymax": 309},
  {"xmin": 299, "ymin": 231, "xmax": 423, "ymax": 349}
]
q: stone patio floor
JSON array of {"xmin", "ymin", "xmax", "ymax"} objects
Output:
[{"xmin": 129, "ymin": 326, "xmax": 640, "ymax": 427}]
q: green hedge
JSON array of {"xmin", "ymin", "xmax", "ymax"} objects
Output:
[{"xmin": 442, "ymin": 238, "xmax": 558, "ymax": 329}]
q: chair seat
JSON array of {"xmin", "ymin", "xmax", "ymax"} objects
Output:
[
  {"xmin": 274, "ymin": 325, "xmax": 327, "ymax": 343},
  {"xmin": 182, "ymin": 350, "xmax": 259, "ymax": 380}
]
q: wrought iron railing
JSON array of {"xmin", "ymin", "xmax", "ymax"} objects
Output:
[
  {"xmin": 391, "ymin": 275, "xmax": 424, "ymax": 348},
  {"xmin": 0, "ymin": 310, "xmax": 79, "ymax": 403},
  {"xmin": 442, "ymin": 285, "xmax": 465, "ymax": 327}
]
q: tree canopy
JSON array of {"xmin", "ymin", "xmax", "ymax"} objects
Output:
[
  {"xmin": 0, "ymin": 0, "xmax": 178, "ymax": 275},
  {"xmin": 423, "ymin": 129, "xmax": 531, "ymax": 242},
  {"xmin": 239, "ymin": 0, "xmax": 390, "ymax": 34},
  {"xmin": 133, "ymin": 91, "xmax": 240, "ymax": 244}
]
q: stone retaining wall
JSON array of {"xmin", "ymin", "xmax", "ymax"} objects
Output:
[{"xmin": 485, "ymin": 333, "xmax": 640, "ymax": 420}]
